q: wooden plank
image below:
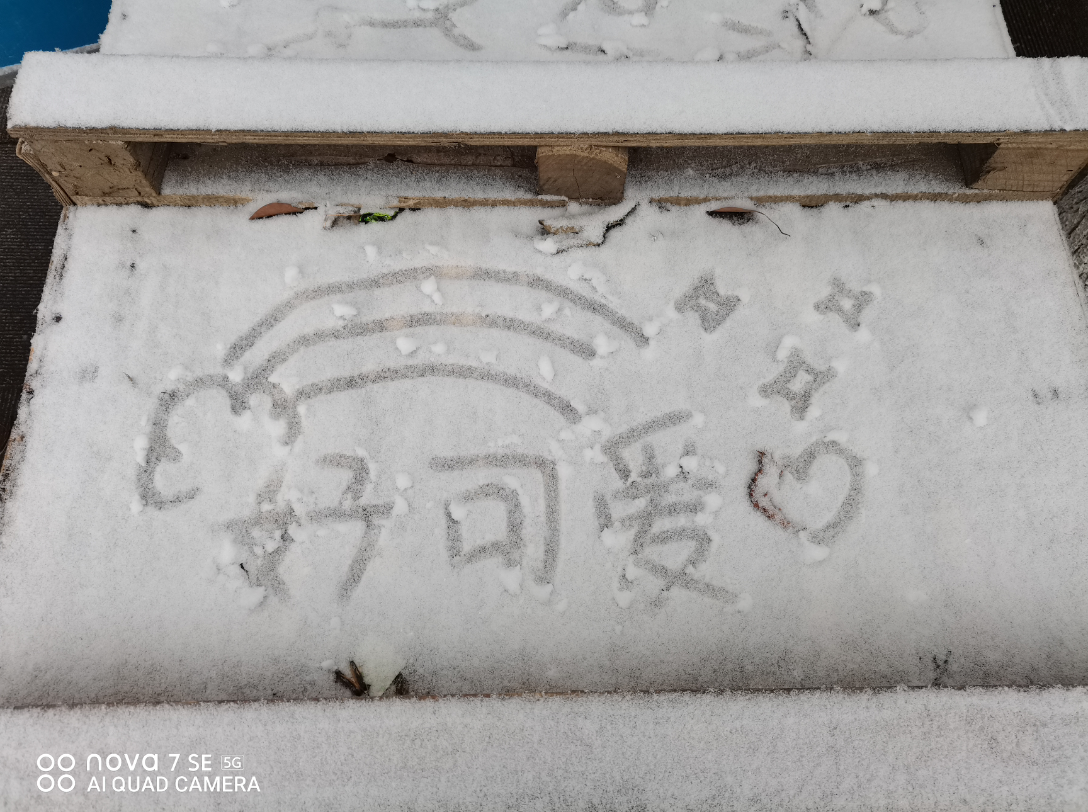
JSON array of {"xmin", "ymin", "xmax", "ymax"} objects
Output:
[
  {"xmin": 68, "ymin": 195, "xmax": 566, "ymax": 209},
  {"xmin": 536, "ymin": 145, "xmax": 628, "ymax": 204},
  {"xmin": 14, "ymin": 139, "xmax": 74, "ymax": 206},
  {"xmin": 960, "ymin": 144, "xmax": 1088, "ymax": 194},
  {"xmin": 13, "ymin": 54, "xmax": 1088, "ymax": 143},
  {"xmin": 9, "ymin": 126, "xmax": 1088, "ymax": 149},
  {"xmin": 62, "ymin": 190, "xmax": 1058, "ymax": 210},
  {"xmin": 654, "ymin": 190, "xmax": 1057, "ymax": 206},
  {"xmin": 171, "ymin": 143, "xmax": 537, "ymax": 169},
  {"xmin": 22, "ymin": 138, "xmax": 171, "ymax": 199},
  {"xmin": 70, "ymin": 194, "xmax": 251, "ymax": 207},
  {"xmin": 397, "ymin": 196, "xmax": 567, "ymax": 209}
]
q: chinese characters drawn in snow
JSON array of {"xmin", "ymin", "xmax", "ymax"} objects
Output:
[
  {"xmin": 433, "ymin": 452, "xmax": 560, "ymax": 601},
  {"xmin": 594, "ymin": 409, "xmax": 741, "ymax": 608},
  {"xmin": 135, "ymin": 264, "xmax": 873, "ymax": 607},
  {"xmin": 136, "ymin": 265, "xmax": 644, "ymax": 606}
]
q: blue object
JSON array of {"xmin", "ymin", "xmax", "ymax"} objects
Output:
[{"xmin": 0, "ymin": 0, "xmax": 112, "ymax": 68}]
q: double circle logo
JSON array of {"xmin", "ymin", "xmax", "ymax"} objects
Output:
[{"xmin": 37, "ymin": 754, "xmax": 75, "ymax": 792}]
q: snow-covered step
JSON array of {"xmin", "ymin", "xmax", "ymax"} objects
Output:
[
  {"xmin": 2, "ymin": 688, "xmax": 1085, "ymax": 809},
  {"xmin": 2, "ymin": 199, "xmax": 1087, "ymax": 705},
  {"xmin": 13, "ymin": 53, "xmax": 1088, "ymax": 136},
  {"xmin": 95, "ymin": 0, "xmax": 1018, "ymax": 64},
  {"xmin": 8, "ymin": 53, "xmax": 1088, "ymax": 206}
]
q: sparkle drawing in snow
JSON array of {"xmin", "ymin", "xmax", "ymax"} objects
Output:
[{"xmin": 4, "ymin": 200, "xmax": 1088, "ymax": 705}]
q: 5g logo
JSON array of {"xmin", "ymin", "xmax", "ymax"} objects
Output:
[
  {"xmin": 222, "ymin": 755, "xmax": 244, "ymax": 770},
  {"xmin": 37, "ymin": 754, "xmax": 75, "ymax": 792}
]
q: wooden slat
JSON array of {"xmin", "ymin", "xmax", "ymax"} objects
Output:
[
  {"xmin": 656, "ymin": 191, "xmax": 1059, "ymax": 207},
  {"xmin": 396, "ymin": 196, "xmax": 567, "ymax": 209},
  {"xmin": 8, "ymin": 126, "xmax": 1088, "ymax": 149},
  {"xmin": 60, "ymin": 190, "xmax": 1061, "ymax": 211},
  {"xmin": 70, "ymin": 194, "xmax": 251, "ymax": 207},
  {"xmin": 170, "ymin": 142, "xmax": 538, "ymax": 168}
]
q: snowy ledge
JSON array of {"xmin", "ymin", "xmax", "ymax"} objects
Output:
[
  {"xmin": 2, "ymin": 688, "xmax": 1085, "ymax": 809},
  {"xmin": 8, "ymin": 52, "xmax": 1088, "ymax": 137}
]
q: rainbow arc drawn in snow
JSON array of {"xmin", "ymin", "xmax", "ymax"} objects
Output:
[{"xmin": 138, "ymin": 266, "xmax": 868, "ymax": 607}]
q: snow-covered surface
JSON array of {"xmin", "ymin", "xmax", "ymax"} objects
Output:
[
  {"xmin": 99, "ymin": 0, "xmax": 1014, "ymax": 62},
  {"xmin": 3, "ymin": 689, "xmax": 1087, "ymax": 809},
  {"xmin": 162, "ymin": 144, "xmax": 979, "ymax": 203},
  {"xmin": 163, "ymin": 160, "xmax": 543, "ymax": 202},
  {"xmin": 2, "ymin": 200, "xmax": 1088, "ymax": 706},
  {"xmin": 12, "ymin": 52, "xmax": 1088, "ymax": 135}
]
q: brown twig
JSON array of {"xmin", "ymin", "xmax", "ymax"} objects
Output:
[{"xmin": 708, "ymin": 206, "xmax": 790, "ymax": 237}]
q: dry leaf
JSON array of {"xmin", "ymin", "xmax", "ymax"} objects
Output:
[
  {"xmin": 249, "ymin": 202, "xmax": 306, "ymax": 220},
  {"xmin": 708, "ymin": 206, "xmax": 757, "ymax": 215}
]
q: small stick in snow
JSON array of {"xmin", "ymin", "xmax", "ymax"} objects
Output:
[{"xmin": 708, "ymin": 207, "xmax": 790, "ymax": 237}]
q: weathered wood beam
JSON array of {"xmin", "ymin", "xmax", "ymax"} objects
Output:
[
  {"xmin": 536, "ymin": 145, "xmax": 629, "ymax": 204},
  {"xmin": 960, "ymin": 143, "xmax": 1088, "ymax": 197},
  {"xmin": 13, "ymin": 129, "xmax": 1088, "ymax": 209},
  {"xmin": 17, "ymin": 138, "xmax": 171, "ymax": 204},
  {"xmin": 14, "ymin": 140, "xmax": 74, "ymax": 206},
  {"xmin": 9, "ymin": 126, "xmax": 1088, "ymax": 148}
]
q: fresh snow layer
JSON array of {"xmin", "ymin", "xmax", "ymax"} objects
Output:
[
  {"xmin": 161, "ymin": 144, "xmax": 988, "ymax": 203},
  {"xmin": 2, "ymin": 201, "xmax": 1088, "ymax": 705},
  {"xmin": 97, "ymin": 0, "xmax": 1014, "ymax": 63},
  {"xmin": 12, "ymin": 53, "xmax": 1088, "ymax": 135},
  {"xmin": 162, "ymin": 161, "xmax": 542, "ymax": 202},
  {"xmin": 2, "ymin": 689, "xmax": 1087, "ymax": 810}
]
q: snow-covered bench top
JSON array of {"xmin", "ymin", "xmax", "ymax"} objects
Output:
[
  {"xmin": 8, "ymin": 52, "xmax": 1088, "ymax": 139},
  {"xmin": 3, "ymin": 689, "xmax": 1086, "ymax": 809}
]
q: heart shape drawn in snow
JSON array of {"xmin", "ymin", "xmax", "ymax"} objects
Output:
[{"xmin": 748, "ymin": 439, "xmax": 865, "ymax": 546}]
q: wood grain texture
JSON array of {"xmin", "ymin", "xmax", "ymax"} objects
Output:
[
  {"xmin": 962, "ymin": 144, "xmax": 1088, "ymax": 194},
  {"xmin": 10, "ymin": 126, "xmax": 1088, "ymax": 148},
  {"xmin": 654, "ymin": 190, "xmax": 1058, "ymax": 206},
  {"xmin": 397, "ymin": 196, "xmax": 568, "ymax": 209},
  {"xmin": 62, "ymin": 190, "xmax": 1059, "ymax": 210},
  {"xmin": 14, "ymin": 139, "xmax": 74, "ymax": 206},
  {"xmin": 23, "ymin": 138, "xmax": 172, "ymax": 199},
  {"xmin": 170, "ymin": 143, "xmax": 538, "ymax": 169},
  {"xmin": 536, "ymin": 145, "xmax": 629, "ymax": 204},
  {"xmin": 70, "ymin": 194, "xmax": 251, "ymax": 207}
]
